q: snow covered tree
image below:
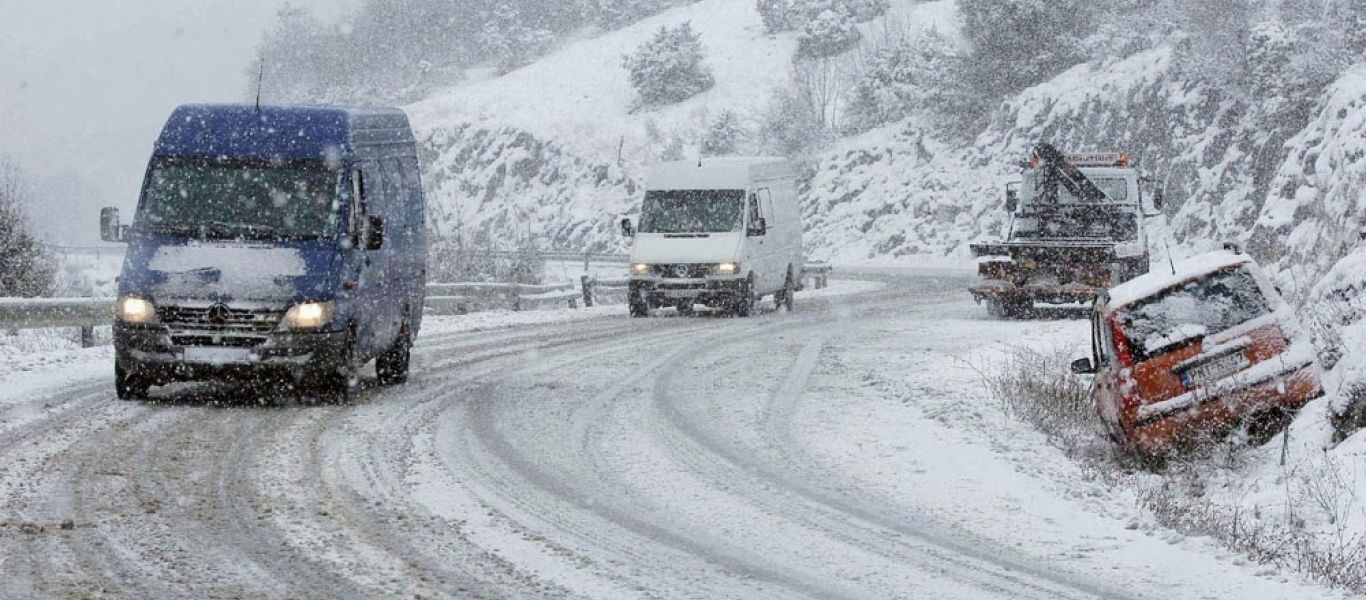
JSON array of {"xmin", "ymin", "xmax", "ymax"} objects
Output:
[
  {"xmin": 700, "ymin": 111, "xmax": 746, "ymax": 156},
  {"xmin": 0, "ymin": 157, "xmax": 54, "ymax": 298},
  {"xmin": 479, "ymin": 7, "xmax": 557, "ymax": 74},
  {"xmin": 590, "ymin": 0, "xmax": 665, "ymax": 28},
  {"xmin": 844, "ymin": 0, "xmax": 890, "ymax": 22},
  {"xmin": 622, "ymin": 22, "xmax": 716, "ymax": 108},
  {"xmin": 1245, "ymin": 19, "xmax": 1295, "ymax": 103},
  {"xmin": 756, "ymin": 0, "xmax": 803, "ymax": 33},
  {"xmin": 797, "ymin": 8, "xmax": 862, "ymax": 58},
  {"xmin": 844, "ymin": 31, "xmax": 959, "ymax": 133},
  {"xmin": 1171, "ymin": 0, "xmax": 1256, "ymax": 87},
  {"xmin": 956, "ymin": 0, "xmax": 1096, "ymax": 100}
]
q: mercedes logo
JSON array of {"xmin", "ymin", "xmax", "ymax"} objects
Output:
[
  {"xmin": 206, "ymin": 303, "xmax": 231, "ymax": 325},
  {"xmin": 672, "ymin": 265, "xmax": 691, "ymax": 278}
]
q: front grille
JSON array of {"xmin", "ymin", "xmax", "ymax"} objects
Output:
[
  {"xmin": 159, "ymin": 306, "xmax": 283, "ymax": 334},
  {"xmin": 159, "ymin": 305, "xmax": 284, "ymax": 348},
  {"xmin": 651, "ymin": 264, "xmax": 713, "ymax": 279}
]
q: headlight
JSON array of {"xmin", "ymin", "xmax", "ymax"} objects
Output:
[
  {"xmin": 115, "ymin": 296, "xmax": 159, "ymax": 325},
  {"xmin": 716, "ymin": 262, "xmax": 739, "ymax": 275},
  {"xmin": 281, "ymin": 301, "xmax": 336, "ymax": 331},
  {"xmin": 631, "ymin": 263, "xmax": 651, "ymax": 276}
]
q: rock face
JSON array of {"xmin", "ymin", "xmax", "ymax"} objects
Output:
[{"xmin": 419, "ymin": 123, "xmax": 641, "ymax": 254}]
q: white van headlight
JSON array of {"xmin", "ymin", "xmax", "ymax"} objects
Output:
[
  {"xmin": 281, "ymin": 301, "xmax": 336, "ymax": 331},
  {"xmin": 115, "ymin": 296, "xmax": 159, "ymax": 325},
  {"xmin": 716, "ymin": 262, "xmax": 739, "ymax": 275},
  {"xmin": 631, "ymin": 263, "xmax": 652, "ymax": 276}
]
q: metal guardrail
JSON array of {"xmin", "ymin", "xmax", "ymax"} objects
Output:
[{"xmin": 4, "ymin": 262, "xmax": 834, "ymax": 344}]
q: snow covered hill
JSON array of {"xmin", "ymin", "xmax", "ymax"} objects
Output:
[{"xmin": 406, "ymin": 0, "xmax": 954, "ymax": 253}]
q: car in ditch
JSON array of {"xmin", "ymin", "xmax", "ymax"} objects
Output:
[{"xmin": 1071, "ymin": 250, "xmax": 1323, "ymax": 457}]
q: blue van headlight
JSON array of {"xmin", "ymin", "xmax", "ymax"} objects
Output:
[
  {"xmin": 281, "ymin": 301, "xmax": 336, "ymax": 331},
  {"xmin": 115, "ymin": 296, "xmax": 159, "ymax": 325}
]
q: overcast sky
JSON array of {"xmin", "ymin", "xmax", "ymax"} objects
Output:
[{"xmin": 0, "ymin": 0, "xmax": 356, "ymax": 243}]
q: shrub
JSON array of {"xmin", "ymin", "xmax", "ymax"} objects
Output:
[
  {"xmin": 0, "ymin": 157, "xmax": 55, "ymax": 298},
  {"xmin": 796, "ymin": 9, "xmax": 861, "ymax": 58},
  {"xmin": 622, "ymin": 22, "xmax": 715, "ymax": 108},
  {"xmin": 700, "ymin": 110, "xmax": 746, "ymax": 156}
]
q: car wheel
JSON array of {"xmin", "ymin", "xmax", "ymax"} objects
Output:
[
  {"xmin": 376, "ymin": 324, "xmax": 412, "ymax": 386},
  {"xmin": 115, "ymin": 363, "xmax": 150, "ymax": 401}
]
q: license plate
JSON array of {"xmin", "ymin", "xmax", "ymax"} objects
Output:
[
  {"xmin": 182, "ymin": 347, "xmax": 254, "ymax": 365},
  {"xmin": 663, "ymin": 290, "xmax": 698, "ymax": 299},
  {"xmin": 1181, "ymin": 352, "xmax": 1250, "ymax": 388}
]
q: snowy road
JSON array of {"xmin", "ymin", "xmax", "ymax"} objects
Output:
[{"xmin": 0, "ymin": 271, "xmax": 1341, "ymax": 599}]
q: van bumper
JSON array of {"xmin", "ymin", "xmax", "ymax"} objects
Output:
[
  {"xmin": 1127, "ymin": 364, "xmax": 1323, "ymax": 456},
  {"xmin": 630, "ymin": 276, "xmax": 747, "ymax": 307},
  {"xmin": 114, "ymin": 323, "xmax": 350, "ymax": 384}
]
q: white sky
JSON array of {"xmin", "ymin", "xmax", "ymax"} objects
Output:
[{"xmin": 0, "ymin": 0, "xmax": 356, "ymax": 243}]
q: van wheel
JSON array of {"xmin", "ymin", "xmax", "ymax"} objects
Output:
[
  {"xmin": 732, "ymin": 277, "xmax": 756, "ymax": 318},
  {"xmin": 377, "ymin": 324, "xmax": 412, "ymax": 386},
  {"xmin": 775, "ymin": 269, "xmax": 796, "ymax": 312},
  {"xmin": 629, "ymin": 298, "xmax": 651, "ymax": 318},
  {"xmin": 115, "ymin": 363, "xmax": 150, "ymax": 401},
  {"xmin": 319, "ymin": 328, "xmax": 361, "ymax": 403}
]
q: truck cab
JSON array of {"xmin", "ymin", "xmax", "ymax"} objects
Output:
[
  {"xmin": 621, "ymin": 158, "xmax": 804, "ymax": 317},
  {"xmin": 102, "ymin": 104, "xmax": 427, "ymax": 401},
  {"xmin": 970, "ymin": 145, "xmax": 1164, "ymax": 318}
]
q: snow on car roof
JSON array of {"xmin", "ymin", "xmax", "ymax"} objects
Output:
[{"xmin": 1104, "ymin": 251, "xmax": 1254, "ymax": 310}]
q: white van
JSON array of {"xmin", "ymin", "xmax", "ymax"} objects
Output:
[{"xmin": 620, "ymin": 158, "xmax": 805, "ymax": 317}]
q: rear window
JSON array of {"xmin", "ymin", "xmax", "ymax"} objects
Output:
[{"xmin": 1119, "ymin": 266, "xmax": 1271, "ymax": 359}]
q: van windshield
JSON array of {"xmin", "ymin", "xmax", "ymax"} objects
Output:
[
  {"xmin": 137, "ymin": 157, "xmax": 343, "ymax": 241},
  {"xmin": 638, "ymin": 190, "xmax": 745, "ymax": 234},
  {"xmin": 1119, "ymin": 266, "xmax": 1271, "ymax": 359}
]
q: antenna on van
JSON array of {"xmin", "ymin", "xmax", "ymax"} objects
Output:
[{"xmin": 254, "ymin": 59, "xmax": 265, "ymax": 113}]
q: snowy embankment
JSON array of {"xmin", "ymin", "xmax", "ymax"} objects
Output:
[{"xmin": 405, "ymin": 0, "xmax": 951, "ymax": 253}]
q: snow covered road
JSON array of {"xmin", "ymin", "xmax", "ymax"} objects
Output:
[{"xmin": 0, "ymin": 271, "xmax": 1343, "ymax": 599}]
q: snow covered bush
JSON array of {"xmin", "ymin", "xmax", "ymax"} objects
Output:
[
  {"xmin": 589, "ymin": 0, "xmax": 666, "ymax": 28},
  {"xmin": 479, "ymin": 10, "xmax": 557, "ymax": 74},
  {"xmin": 981, "ymin": 346, "xmax": 1101, "ymax": 453},
  {"xmin": 755, "ymin": 0, "xmax": 802, "ymax": 33},
  {"xmin": 796, "ymin": 8, "xmax": 861, "ymax": 59},
  {"xmin": 842, "ymin": 0, "xmax": 889, "ymax": 22},
  {"xmin": 0, "ymin": 157, "xmax": 54, "ymax": 298},
  {"xmin": 700, "ymin": 110, "xmax": 746, "ymax": 156},
  {"xmin": 622, "ymin": 22, "xmax": 715, "ymax": 108},
  {"xmin": 844, "ymin": 32, "xmax": 959, "ymax": 133},
  {"xmin": 956, "ymin": 0, "xmax": 1097, "ymax": 102}
]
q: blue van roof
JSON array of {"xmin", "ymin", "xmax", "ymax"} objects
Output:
[{"xmin": 153, "ymin": 104, "xmax": 414, "ymax": 161}]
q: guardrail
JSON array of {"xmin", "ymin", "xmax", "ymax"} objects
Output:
[
  {"xmin": 0, "ymin": 281, "xmax": 590, "ymax": 347},
  {"xmin": 2, "ymin": 263, "xmax": 835, "ymax": 346},
  {"xmin": 803, "ymin": 263, "xmax": 833, "ymax": 290}
]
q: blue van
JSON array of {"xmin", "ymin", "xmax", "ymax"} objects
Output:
[{"xmin": 100, "ymin": 104, "xmax": 427, "ymax": 401}]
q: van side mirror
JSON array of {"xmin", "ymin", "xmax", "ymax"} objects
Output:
[
  {"xmin": 100, "ymin": 207, "xmax": 124, "ymax": 243},
  {"xmin": 1152, "ymin": 189, "xmax": 1165, "ymax": 212},
  {"xmin": 1071, "ymin": 357, "xmax": 1097, "ymax": 375},
  {"xmin": 365, "ymin": 215, "xmax": 384, "ymax": 250},
  {"xmin": 1004, "ymin": 189, "xmax": 1019, "ymax": 213},
  {"xmin": 748, "ymin": 217, "xmax": 767, "ymax": 237},
  {"xmin": 620, "ymin": 218, "xmax": 635, "ymax": 238}
]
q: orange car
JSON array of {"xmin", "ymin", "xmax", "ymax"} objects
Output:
[{"xmin": 1072, "ymin": 251, "xmax": 1323, "ymax": 457}]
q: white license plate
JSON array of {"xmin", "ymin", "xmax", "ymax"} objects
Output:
[
  {"xmin": 1182, "ymin": 352, "xmax": 1250, "ymax": 388},
  {"xmin": 662, "ymin": 290, "xmax": 699, "ymax": 298},
  {"xmin": 182, "ymin": 347, "xmax": 254, "ymax": 365}
]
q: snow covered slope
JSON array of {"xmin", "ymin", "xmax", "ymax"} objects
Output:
[{"xmin": 407, "ymin": 0, "xmax": 953, "ymax": 252}]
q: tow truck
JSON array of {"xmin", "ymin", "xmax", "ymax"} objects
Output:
[{"xmin": 968, "ymin": 143, "xmax": 1165, "ymax": 318}]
